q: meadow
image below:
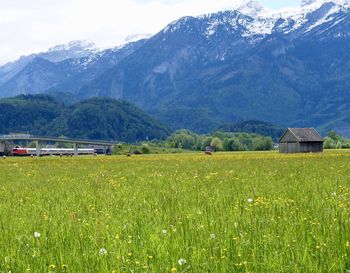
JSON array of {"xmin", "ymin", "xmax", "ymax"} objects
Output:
[{"xmin": 0, "ymin": 151, "xmax": 350, "ymax": 273}]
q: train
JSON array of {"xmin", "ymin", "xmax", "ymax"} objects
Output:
[{"xmin": 12, "ymin": 147, "xmax": 98, "ymax": 156}]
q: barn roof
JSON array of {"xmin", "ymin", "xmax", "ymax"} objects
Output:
[{"xmin": 280, "ymin": 128, "xmax": 323, "ymax": 143}]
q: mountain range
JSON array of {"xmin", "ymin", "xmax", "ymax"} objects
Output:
[{"xmin": 1, "ymin": 0, "xmax": 350, "ymax": 136}]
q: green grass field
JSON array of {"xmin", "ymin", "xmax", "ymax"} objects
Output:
[{"xmin": 1, "ymin": 151, "xmax": 350, "ymax": 273}]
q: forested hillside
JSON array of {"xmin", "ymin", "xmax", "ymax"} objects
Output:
[{"xmin": 0, "ymin": 95, "xmax": 169, "ymax": 142}]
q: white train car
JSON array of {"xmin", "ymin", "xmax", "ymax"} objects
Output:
[{"xmin": 13, "ymin": 147, "xmax": 95, "ymax": 156}]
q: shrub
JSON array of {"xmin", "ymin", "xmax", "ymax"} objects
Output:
[{"xmin": 141, "ymin": 145, "xmax": 151, "ymax": 154}]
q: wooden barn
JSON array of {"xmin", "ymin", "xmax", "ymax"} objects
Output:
[{"xmin": 279, "ymin": 128, "xmax": 324, "ymax": 153}]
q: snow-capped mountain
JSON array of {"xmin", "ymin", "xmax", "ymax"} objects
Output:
[
  {"xmin": 47, "ymin": 40, "xmax": 96, "ymax": 53},
  {"xmin": 78, "ymin": 0, "xmax": 350, "ymax": 134},
  {"xmin": 1, "ymin": 0, "xmax": 350, "ymax": 134},
  {"xmin": 0, "ymin": 39, "xmax": 147, "ymax": 97},
  {"xmin": 0, "ymin": 40, "xmax": 98, "ymax": 85}
]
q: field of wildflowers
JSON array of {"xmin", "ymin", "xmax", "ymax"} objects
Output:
[{"xmin": 0, "ymin": 151, "xmax": 350, "ymax": 272}]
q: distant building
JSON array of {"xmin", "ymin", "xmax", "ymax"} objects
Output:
[
  {"xmin": 0, "ymin": 141, "xmax": 11, "ymax": 156},
  {"xmin": 279, "ymin": 128, "xmax": 324, "ymax": 153}
]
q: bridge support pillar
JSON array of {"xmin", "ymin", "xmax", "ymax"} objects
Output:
[
  {"xmin": 0, "ymin": 141, "xmax": 5, "ymax": 156},
  {"xmin": 73, "ymin": 143, "xmax": 78, "ymax": 156},
  {"xmin": 35, "ymin": 140, "xmax": 40, "ymax": 157}
]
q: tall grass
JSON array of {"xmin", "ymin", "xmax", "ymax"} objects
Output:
[{"xmin": 0, "ymin": 151, "xmax": 350, "ymax": 272}]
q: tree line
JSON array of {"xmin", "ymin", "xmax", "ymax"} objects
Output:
[
  {"xmin": 164, "ymin": 130, "xmax": 274, "ymax": 151},
  {"xmin": 324, "ymin": 131, "xmax": 350, "ymax": 149}
]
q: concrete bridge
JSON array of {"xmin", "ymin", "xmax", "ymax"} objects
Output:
[{"xmin": 0, "ymin": 134, "xmax": 115, "ymax": 156}]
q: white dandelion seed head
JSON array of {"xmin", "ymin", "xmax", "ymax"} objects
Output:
[
  {"xmin": 247, "ymin": 198, "xmax": 254, "ymax": 203},
  {"xmin": 210, "ymin": 233, "xmax": 216, "ymax": 239},
  {"xmin": 99, "ymin": 248, "xmax": 107, "ymax": 255},
  {"xmin": 34, "ymin": 231, "xmax": 41, "ymax": 238},
  {"xmin": 178, "ymin": 258, "xmax": 187, "ymax": 266},
  {"xmin": 162, "ymin": 229, "xmax": 167, "ymax": 234}
]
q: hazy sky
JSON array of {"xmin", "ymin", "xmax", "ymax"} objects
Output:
[{"xmin": 0, "ymin": 0, "xmax": 300, "ymax": 65}]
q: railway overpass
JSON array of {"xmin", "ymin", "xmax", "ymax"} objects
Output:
[{"xmin": 0, "ymin": 134, "xmax": 115, "ymax": 156}]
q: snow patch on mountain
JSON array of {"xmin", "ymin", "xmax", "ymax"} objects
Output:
[
  {"xmin": 271, "ymin": 0, "xmax": 349, "ymax": 34},
  {"xmin": 48, "ymin": 40, "xmax": 97, "ymax": 53},
  {"xmin": 302, "ymin": 0, "xmax": 350, "ymax": 7},
  {"xmin": 236, "ymin": 0, "xmax": 349, "ymax": 36},
  {"xmin": 234, "ymin": 0, "xmax": 266, "ymax": 17},
  {"xmin": 124, "ymin": 34, "xmax": 152, "ymax": 43},
  {"xmin": 163, "ymin": 16, "xmax": 195, "ymax": 34},
  {"xmin": 68, "ymin": 50, "xmax": 105, "ymax": 71},
  {"xmin": 305, "ymin": 3, "xmax": 342, "ymax": 31}
]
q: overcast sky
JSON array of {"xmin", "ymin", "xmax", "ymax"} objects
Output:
[{"xmin": 0, "ymin": 0, "xmax": 300, "ymax": 65}]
